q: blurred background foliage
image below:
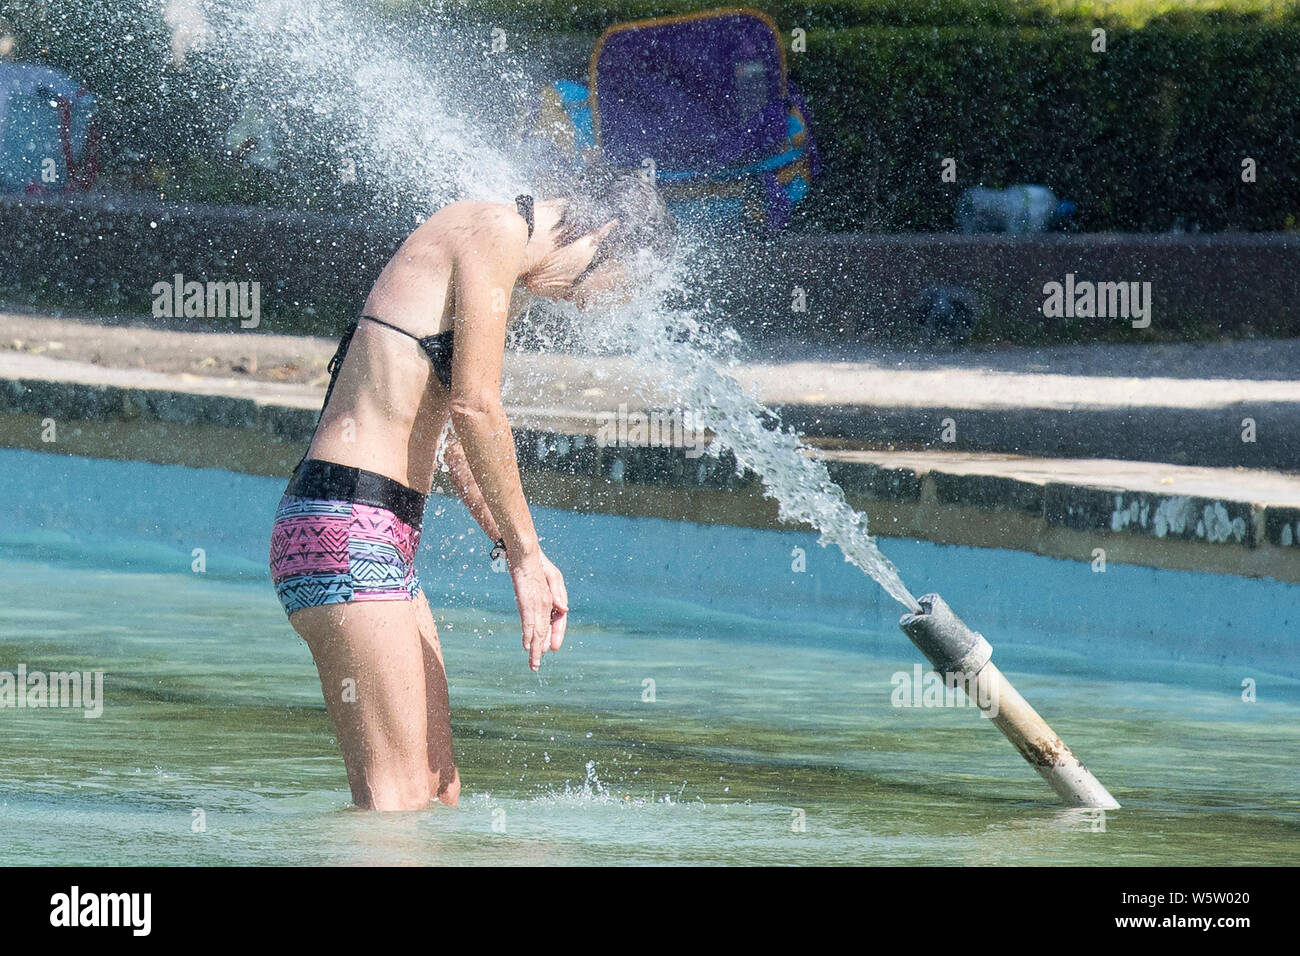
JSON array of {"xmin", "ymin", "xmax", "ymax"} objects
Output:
[
  {"xmin": 1, "ymin": 0, "xmax": 1297, "ymax": 230},
  {"xmin": 792, "ymin": 23, "xmax": 1300, "ymax": 230},
  {"xmin": 384, "ymin": 0, "xmax": 1300, "ymax": 28}
]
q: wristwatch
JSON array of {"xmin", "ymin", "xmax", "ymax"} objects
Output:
[{"xmin": 490, "ymin": 537, "xmax": 507, "ymax": 561}]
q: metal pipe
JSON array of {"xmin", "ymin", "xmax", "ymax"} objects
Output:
[{"xmin": 899, "ymin": 593, "xmax": 1120, "ymax": 809}]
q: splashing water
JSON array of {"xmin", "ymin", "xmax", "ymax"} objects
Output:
[
  {"xmin": 578, "ymin": 276, "xmax": 922, "ymax": 612},
  {"xmin": 104, "ymin": 0, "xmax": 922, "ymax": 611},
  {"xmin": 205, "ymin": 0, "xmax": 532, "ymax": 211},
  {"xmin": 547, "ymin": 761, "xmax": 687, "ymax": 807}
]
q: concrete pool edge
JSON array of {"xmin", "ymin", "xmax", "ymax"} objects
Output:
[{"xmin": 2, "ymin": 370, "xmax": 1299, "ymax": 585}]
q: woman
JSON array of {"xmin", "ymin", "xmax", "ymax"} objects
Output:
[{"xmin": 268, "ymin": 168, "xmax": 676, "ymax": 811}]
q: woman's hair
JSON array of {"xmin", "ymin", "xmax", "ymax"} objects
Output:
[{"xmin": 552, "ymin": 161, "xmax": 678, "ymax": 268}]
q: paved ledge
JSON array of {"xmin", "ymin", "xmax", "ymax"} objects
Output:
[
  {"xmin": 748, "ymin": 357, "xmax": 1300, "ymax": 470},
  {"xmin": 821, "ymin": 449, "xmax": 1300, "ymax": 549},
  {"xmin": 1, "ymin": 354, "xmax": 1298, "ymax": 584},
  {"xmin": 6, "ymin": 312, "xmax": 1300, "ymax": 470}
]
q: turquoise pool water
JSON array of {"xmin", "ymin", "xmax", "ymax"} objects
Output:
[{"xmin": 0, "ymin": 448, "xmax": 1296, "ymax": 865}]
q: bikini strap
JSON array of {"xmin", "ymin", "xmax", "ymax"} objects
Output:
[
  {"xmin": 358, "ymin": 313, "xmax": 421, "ymax": 342},
  {"xmin": 290, "ymin": 318, "xmax": 358, "ymax": 477},
  {"xmin": 321, "ymin": 319, "xmax": 359, "ymax": 411},
  {"xmin": 515, "ymin": 194, "xmax": 534, "ymax": 239}
]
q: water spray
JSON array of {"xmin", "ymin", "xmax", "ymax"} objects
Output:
[
  {"xmin": 121, "ymin": 0, "xmax": 1117, "ymax": 809},
  {"xmin": 899, "ymin": 594, "xmax": 1120, "ymax": 808},
  {"xmin": 591, "ymin": 295, "xmax": 1119, "ymax": 808}
]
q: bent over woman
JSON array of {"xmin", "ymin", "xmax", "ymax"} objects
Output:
[{"xmin": 269, "ymin": 170, "xmax": 675, "ymax": 810}]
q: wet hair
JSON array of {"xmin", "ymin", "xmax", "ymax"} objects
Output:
[{"xmin": 552, "ymin": 161, "xmax": 677, "ymax": 271}]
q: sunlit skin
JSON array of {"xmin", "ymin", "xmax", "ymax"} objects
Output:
[{"xmin": 285, "ymin": 197, "xmax": 619, "ymax": 810}]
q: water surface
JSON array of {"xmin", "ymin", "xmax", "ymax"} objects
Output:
[{"xmin": 1, "ymin": 450, "xmax": 1296, "ymax": 865}]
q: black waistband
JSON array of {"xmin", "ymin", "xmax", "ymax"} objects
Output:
[{"xmin": 286, "ymin": 459, "xmax": 427, "ymax": 528}]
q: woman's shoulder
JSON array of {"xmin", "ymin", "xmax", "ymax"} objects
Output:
[
  {"xmin": 416, "ymin": 200, "xmax": 529, "ymax": 272},
  {"xmin": 427, "ymin": 199, "xmax": 529, "ymax": 239}
]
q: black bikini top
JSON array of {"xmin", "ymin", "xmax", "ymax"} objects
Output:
[{"xmin": 317, "ymin": 194, "xmax": 535, "ymax": 413}]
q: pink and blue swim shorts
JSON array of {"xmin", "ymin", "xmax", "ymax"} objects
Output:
[{"xmin": 269, "ymin": 458, "xmax": 425, "ymax": 616}]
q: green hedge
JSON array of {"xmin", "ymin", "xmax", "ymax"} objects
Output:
[
  {"xmin": 390, "ymin": 0, "xmax": 1300, "ymax": 30},
  {"xmin": 382, "ymin": 3, "xmax": 1300, "ymax": 231},
  {"xmin": 787, "ymin": 23, "xmax": 1300, "ymax": 230},
  {"xmin": 6, "ymin": 1, "xmax": 1299, "ymax": 230}
]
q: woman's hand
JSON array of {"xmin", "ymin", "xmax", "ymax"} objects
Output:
[{"xmin": 508, "ymin": 550, "xmax": 569, "ymax": 671}]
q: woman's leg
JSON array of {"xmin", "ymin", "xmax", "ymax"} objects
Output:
[
  {"xmin": 413, "ymin": 589, "xmax": 460, "ymax": 807},
  {"xmin": 289, "ymin": 600, "xmax": 432, "ymax": 811}
]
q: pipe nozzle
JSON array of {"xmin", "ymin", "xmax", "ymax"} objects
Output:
[{"xmin": 899, "ymin": 592, "xmax": 993, "ymax": 677}]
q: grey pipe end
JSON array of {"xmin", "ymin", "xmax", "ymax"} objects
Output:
[{"xmin": 899, "ymin": 593, "xmax": 993, "ymax": 677}]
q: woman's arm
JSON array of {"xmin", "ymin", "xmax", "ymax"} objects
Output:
[
  {"xmin": 439, "ymin": 428, "xmax": 502, "ymax": 543},
  {"xmin": 445, "ymin": 213, "xmax": 537, "ymax": 558},
  {"xmin": 446, "ymin": 210, "xmax": 567, "ymax": 670}
]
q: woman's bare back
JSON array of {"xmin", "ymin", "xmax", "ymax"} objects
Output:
[{"xmin": 304, "ymin": 201, "xmax": 527, "ymax": 492}]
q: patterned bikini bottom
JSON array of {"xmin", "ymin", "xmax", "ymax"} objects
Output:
[{"xmin": 268, "ymin": 459, "xmax": 426, "ymax": 617}]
